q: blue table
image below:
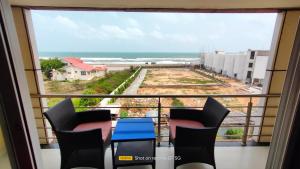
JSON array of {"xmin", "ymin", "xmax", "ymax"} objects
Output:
[{"xmin": 111, "ymin": 118, "xmax": 156, "ymax": 169}]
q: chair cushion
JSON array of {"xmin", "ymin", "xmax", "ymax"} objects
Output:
[
  {"xmin": 169, "ymin": 119, "xmax": 205, "ymax": 140},
  {"xmin": 73, "ymin": 121, "xmax": 111, "ymax": 142}
]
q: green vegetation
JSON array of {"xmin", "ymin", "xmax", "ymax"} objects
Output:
[
  {"xmin": 47, "ymin": 98, "xmax": 86, "ymax": 112},
  {"xmin": 79, "ymin": 89, "xmax": 101, "ymax": 107},
  {"xmin": 47, "ymin": 98, "xmax": 64, "ymax": 108},
  {"xmin": 40, "ymin": 58, "xmax": 65, "ymax": 79},
  {"xmin": 225, "ymin": 128, "xmax": 244, "ymax": 139},
  {"xmin": 86, "ymin": 69, "xmax": 136, "ymax": 94},
  {"xmin": 77, "ymin": 69, "xmax": 136, "ymax": 108},
  {"xmin": 171, "ymin": 98, "xmax": 185, "ymax": 107},
  {"xmin": 108, "ymin": 67, "xmax": 142, "ymax": 104},
  {"xmin": 46, "ymin": 68, "xmax": 140, "ymax": 111},
  {"xmin": 45, "ymin": 80, "xmax": 88, "ymax": 94},
  {"xmin": 120, "ymin": 111, "xmax": 128, "ymax": 118},
  {"xmin": 178, "ymin": 77, "xmax": 216, "ymax": 84}
]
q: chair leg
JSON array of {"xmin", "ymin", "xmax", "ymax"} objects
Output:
[
  {"xmin": 152, "ymin": 162, "xmax": 156, "ymax": 169},
  {"xmin": 212, "ymin": 160, "xmax": 217, "ymax": 169},
  {"xmin": 174, "ymin": 157, "xmax": 178, "ymax": 169},
  {"xmin": 60, "ymin": 151, "xmax": 72, "ymax": 169},
  {"xmin": 174, "ymin": 162, "xmax": 178, "ymax": 169}
]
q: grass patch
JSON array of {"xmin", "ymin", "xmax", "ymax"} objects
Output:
[
  {"xmin": 120, "ymin": 111, "xmax": 129, "ymax": 118},
  {"xmin": 79, "ymin": 89, "xmax": 101, "ymax": 108},
  {"xmin": 47, "ymin": 98, "xmax": 87, "ymax": 112},
  {"xmin": 171, "ymin": 98, "xmax": 185, "ymax": 107},
  {"xmin": 177, "ymin": 77, "xmax": 216, "ymax": 84},
  {"xmin": 225, "ymin": 128, "xmax": 244, "ymax": 139},
  {"xmin": 86, "ymin": 69, "xmax": 135, "ymax": 94},
  {"xmin": 47, "ymin": 98, "xmax": 64, "ymax": 108},
  {"xmin": 45, "ymin": 79, "xmax": 91, "ymax": 94}
]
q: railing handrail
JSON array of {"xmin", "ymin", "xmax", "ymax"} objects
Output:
[
  {"xmin": 31, "ymin": 93, "xmax": 281, "ymax": 98},
  {"xmin": 34, "ymin": 93, "xmax": 281, "ymax": 146}
]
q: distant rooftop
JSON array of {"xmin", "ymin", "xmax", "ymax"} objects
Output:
[{"xmin": 63, "ymin": 57, "xmax": 107, "ymax": 71}]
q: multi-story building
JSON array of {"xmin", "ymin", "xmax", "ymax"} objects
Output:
[
  {"xmin": 51, "ymin": 57, "xmax": 107, "ymax": 81},
  {"xmin": 245, "ymin": 50, "xmax": 269, "ymax": 85},
  {"xmin": 201, "ymin": 50, "xmax": 269, "ymax": 85}
]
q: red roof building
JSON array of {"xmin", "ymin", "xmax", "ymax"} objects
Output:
[{"xmin": 63, "ymin": 57, "xmax": 107, "ymax": 71}]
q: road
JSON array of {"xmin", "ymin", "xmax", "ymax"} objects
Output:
[{"xmin": 122, "ymin": 69, "xmax": 147, "ymax": 95}]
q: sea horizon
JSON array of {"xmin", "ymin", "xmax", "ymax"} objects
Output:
[{"xmin": 39, "ymin": 51, "xmax": 202, "ymax": 59}]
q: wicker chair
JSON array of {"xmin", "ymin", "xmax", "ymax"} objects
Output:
[
  {"xmin": 44, "ymin": 98, "xmax": 112, "ymax": 169},
  {"xmin": 169, "ymin": 96, "xmax": 230, "ymax": 169}
]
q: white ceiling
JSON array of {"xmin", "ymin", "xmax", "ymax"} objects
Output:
[{"xmin": 9, "ymin": 0, "xmax": 300, "ymax": 10}]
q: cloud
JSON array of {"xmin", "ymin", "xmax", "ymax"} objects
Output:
[
  {"xmin": 157, "ymin": 13, "xmax": 179, "ymax": 24},
  {"xmin": 100, "ymin": 25, "xmax": 128, "ymax": 39},
  {"xmin": 154, "ymin": 24, "xmax": 161, "ymax": 30},
  {"xmin": 55, "ymin": 15, "xmax": 78, "ymax": 29},
  {"xmin": 51, "ymin": 16, "xmax": 145, "ymax": 40},
  {"xmin": 167, "ymin": 34, "xmax": 198, "ymax": 43},
  {"xmin": 126, "ymin": 27, "xmax": 145, "ymax": 37},
  {"xmin": 100, "ymin": 25, "xmax": 145, "ymax": 39},
  {"xmin": 154, "ymin": 13, "xmax": 199, "ymax": 24},
  {"xmin": 150, "ymin": 30, "xmax": 198, "ymax": 43},
  {"xmin": 31, "ymin": 11, "xmax": 276, "ymax": 52},
  {"xmin": 150, "ymin": 30, "xmax": 164, "ymax": 39},
  {"xmin": 127, "ymin": 18, "xmax": 140, "ymax": 27},
  {"xmin": 208, "ymin": 34, "xmax": 220, "ymax": 40}
]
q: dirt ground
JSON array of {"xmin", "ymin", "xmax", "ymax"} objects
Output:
[
  {"xmin": 142, "ymin": 68, "xmax": 217, "ymax": 85},
  {"xmin": 120, "ymin": 68, "xmax": 261, "ymax": 117},
  {"xmin": 44, "ymin": 80, "xmax": 89, "ymax": 94}
]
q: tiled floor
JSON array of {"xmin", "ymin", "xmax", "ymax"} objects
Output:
[{"xmin": 42, "ymin": 146, "xmax": 269, "ymax": 169}]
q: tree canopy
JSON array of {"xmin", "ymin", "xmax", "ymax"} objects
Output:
[{"xmin": 40, "ymin": 58, "xmax": 65, "ymax": 79}]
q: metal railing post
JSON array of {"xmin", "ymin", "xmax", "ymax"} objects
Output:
[
  {"xmin": 157, "ymin": 97, "xmax": 161, "ymax": 147},
  {"xmin": 33, "ymin": 94, "xmax": 281, "ymax": 143},
  {"xmin": 242, "ymin": 97, "xmax": 253, "ymax": 146}
]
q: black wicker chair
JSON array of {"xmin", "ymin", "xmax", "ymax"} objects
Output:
[
  {"xmin": 169, "ymin": 96, "xmax": 230, "ymax": 169},
  {"xmin": 44, "ymin": 98, "xmax": 112, "ymax": 169}
]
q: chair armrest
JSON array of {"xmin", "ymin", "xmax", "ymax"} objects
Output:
[
  {"xmin": 170, "ymin": 108, "xmax": 203, "ymax": 121},
  {"xmin": 77, "ymin": 109, "xmax": 111, "ymax": 123},
  {"xmin": 56, "ymin": 129, "xmax": 103, "ymax": 149},
  {"xmin": 175, "ymin": 126, "xmax": 218, "ymax": 147}
]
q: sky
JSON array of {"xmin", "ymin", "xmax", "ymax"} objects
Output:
[{"xmin": 31, "ymin": 10, "xmax": 277, "ymax": 53}]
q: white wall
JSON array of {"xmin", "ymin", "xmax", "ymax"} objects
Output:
[
  {"xmin": 223, "ymin": 54, "xmax": 235, "ymax": 77},
  {"xmin": 253, "ymin": 56, "xmax": 269, "ymax": 80},
  {"xmin": 233, "ymin": 54, "xmax": 248, "ymax": 81},
  {"xmin": 52, "ymin": 66, "xmax": 106, "ymax": 81},
  {"xmin": 212, "ymin": 54, "xmax": 225, "ymax": 73},
  {"xmin": 200, "ymin": 50, "xmax": 269, "ymax": 85},
  {"xmin": 204, "ymin": 53, "xmax": 214, "ymax": 69}
]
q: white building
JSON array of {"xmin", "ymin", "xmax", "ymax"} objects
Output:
[
  {"xmin": 233, "ymin": 53, "xmax": 248, "ymax": 81},
  {"xmin": 222, "ymin": 54, "xmax": 236, "ymax": 77},
  {"xmin": 245, "ymin": 50, "xmax": 269, "ymax": 85},
  {"xmin": 212, "ymin": 51, "xmax": 225, "ymax": 73},
  {"xmin": 200, "ymin": 50, "xmax": 270, "ymax": 85},
  {"xmin": 203, "ymin": 53, "xmax": 214, "ymax": 70},
  {"xmin": 51, "ymin": 57, "xmax": 107, "ymax": 81}
]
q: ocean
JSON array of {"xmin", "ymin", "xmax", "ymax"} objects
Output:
[{"xmin": 39, "ymin": 52, "xmax": 202, "ymax": 65}]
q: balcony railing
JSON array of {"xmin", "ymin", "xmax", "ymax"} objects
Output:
[{"xmin": 31, "ymin": 94, "xmax": 281, "ymax": 146}]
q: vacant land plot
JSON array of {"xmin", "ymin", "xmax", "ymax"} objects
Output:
[
  {"xmin": 120, "ymin": 68, "xmax": 260, "ymax": 117},
  {"xmin": 142, "ymin": 68, "xmax": 217, "ymax": 86},
  {"xmin": 119, "ymin": 68, "xmax": 262, "ymax": 141}
]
